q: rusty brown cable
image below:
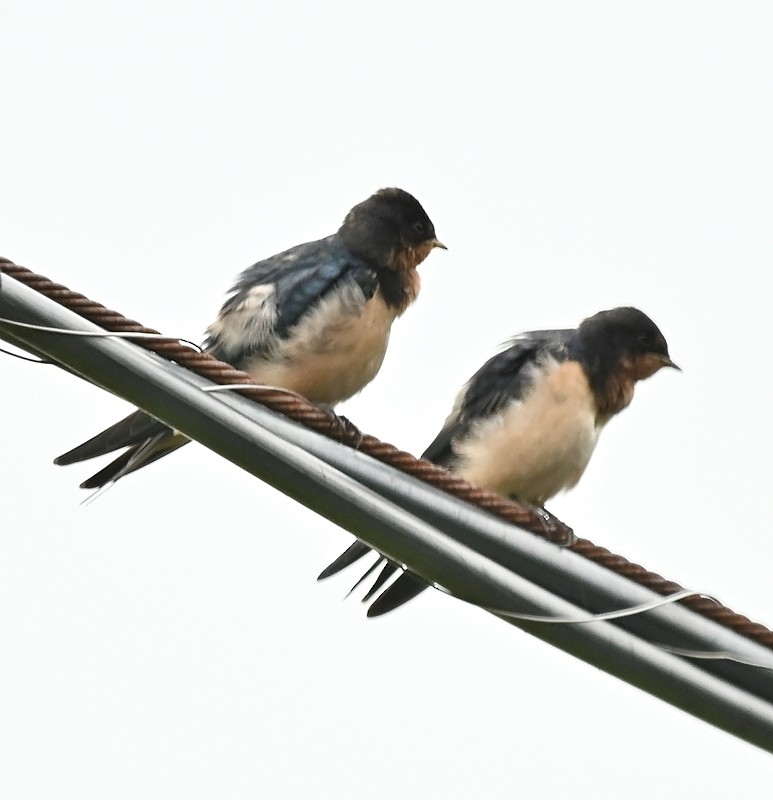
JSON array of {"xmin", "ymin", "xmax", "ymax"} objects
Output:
[{"xmin": 2, "ymin": 257, "xmax": 772, "ymax": 649}]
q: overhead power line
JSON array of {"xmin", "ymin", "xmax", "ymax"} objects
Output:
[{"xmin": 2, "ymin": 258, "xmax": 773, "ymax": 754}]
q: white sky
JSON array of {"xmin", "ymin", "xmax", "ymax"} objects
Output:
[{"xmin": 2, "ymin": 2, "xmax": 772, "ymax": 796}]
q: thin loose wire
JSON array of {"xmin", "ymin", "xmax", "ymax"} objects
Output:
[
  {"xmin": 0, "ymin": 344, "xmax": 51, "ymax": 364},
  {"xmin": 0, "ymin": 315, "xmax": 203, "ymax": 352},
  {"xmin": 486, "ymin": 588, "xmax": 716, "ymax": 624}
]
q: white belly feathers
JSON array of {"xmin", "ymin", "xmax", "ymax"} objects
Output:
[
  {"xmin": 245, "ymin": 282, "xmax": 397, "ymax": 406},
  {"xmin": 454, "ymin": 358, "xmax": 602, "ymax": 505}
]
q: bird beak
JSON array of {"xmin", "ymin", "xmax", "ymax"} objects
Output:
[
  {"xmin": 431, "ymin": 238, "xmax": 447, "ymax": 251},
  {"xmin": 661, "ymin": 355, "xmax": 681, "ymax": 371}
]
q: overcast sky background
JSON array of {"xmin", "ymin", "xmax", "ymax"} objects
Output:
[{"xmin": 2, "ymin": 2, "xmax": 772, "ymax": 797}]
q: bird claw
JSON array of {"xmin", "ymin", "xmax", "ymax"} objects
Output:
[
  {"xmin": 534, "ymin": 505, "xmax": 576, "ymax": 547},
  {"xmin": 324, "ymin": 409, "xmax": 364, "ymax": 449}
]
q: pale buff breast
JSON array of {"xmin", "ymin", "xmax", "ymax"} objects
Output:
[
  {"xmin": 245, "ymin": 286, "xmax": 398, "ymax": 406},
  {"xmin": 454, "ymin": 359, "xmax": 602, "ymax": 505}
]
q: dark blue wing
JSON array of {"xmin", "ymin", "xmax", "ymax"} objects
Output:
[
  {"xmin": 270, "ymin": 238, "xmax": 377, "ymax": 335},
  {"xmin": 205, "ymin": 234, "xmax": 377, "ymax": 366},
  {"xmin": 422, "ymin": 330, "xmax": 574, "ymax": 465}
]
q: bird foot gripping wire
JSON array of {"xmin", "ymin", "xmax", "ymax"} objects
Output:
[
  {"xmin": 534, "ymin": 505, "xmax": 576, "ymax": 547},
  {"xmin": 323, "ymin": 409, "xmax": 365, "ymax": 450}
]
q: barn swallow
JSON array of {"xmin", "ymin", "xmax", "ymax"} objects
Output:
[
  {"xmin": 319, "ymin": 306, "xmax": 679, "ymax": 615},
  {"xmin": 55, "ymin": 188, "xmax": 445, "ymax": 489}
]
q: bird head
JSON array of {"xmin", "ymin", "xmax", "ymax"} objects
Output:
[
  {"xmin": 340, "ymin": 188, "xmax": 446, "ymax": 271},
  {"xmin": 574, "ymin": 306, "xmax": 679, "ymax": 417}
]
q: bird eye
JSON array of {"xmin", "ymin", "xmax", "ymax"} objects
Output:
[{"xmin": 412, "ymin": 220, "xmax": 426, "ymax": 234}]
